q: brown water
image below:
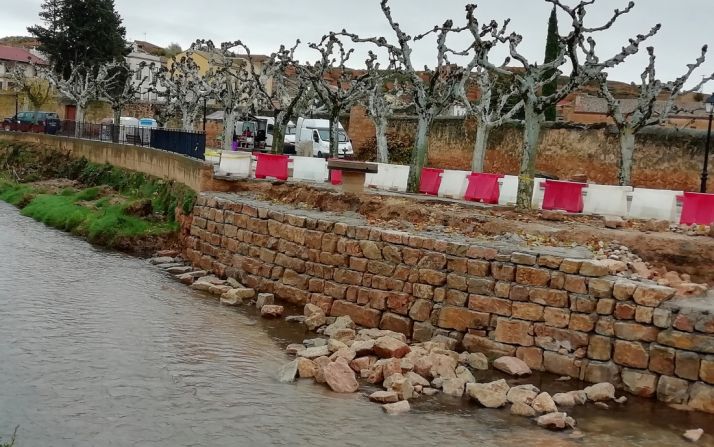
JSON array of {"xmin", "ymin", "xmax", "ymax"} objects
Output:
[{"xmin": 1, "ymin": 201, "xmax": 713, "ymax": 447}]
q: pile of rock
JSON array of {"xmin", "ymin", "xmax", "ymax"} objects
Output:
[{"xmin": 279, "ymin": 309, "xmax": 625, "ymax": 428}]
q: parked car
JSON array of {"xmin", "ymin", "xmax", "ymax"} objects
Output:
[
  {"xmin": 3, "ymin": 111, "xmax": 61, "ymax": 134},
  {"xmin": 294, "ymin": 118, "xmax": 353, "ymax": 158}
]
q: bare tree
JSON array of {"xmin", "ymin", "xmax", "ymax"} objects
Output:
[
  {"xmin": 229, "ymin": 40, "xmax": 309, "ymax": 154},
  {"xmin": 42, "ymin": 63, "xmax": 120, "ymax": 136},
  {"xmin": 599, "ymin": 45, "xmax": 714, "ymax": 185},
  {"xmin": 97, "ymin": 61, "xmax": 150, "ymax": 140},
  {"xmin": 342, "ymin": 0, "xmax": 465, "ymax": 191},
  {"xmin": 153, "ymin": 51, "xmax": 211, "ymax": 131},
  {"xmin": 301, "ymin": 33, "xmax": 372, "ymax": 158},
  {"xmin": 475, "ymin": 0, "xmax": 660, "ymax": 208},
  {"xmin": 454, "ymin": 6, "xmax": 523, "ymax": 172},
  {"xmin": 9, "ymin": 65, "xmax": 54, "ymax": 111}
]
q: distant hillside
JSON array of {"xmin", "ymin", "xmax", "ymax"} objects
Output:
[{"xmin": 0, "ymin": 36, "xmax": 39, "ymax": 49}]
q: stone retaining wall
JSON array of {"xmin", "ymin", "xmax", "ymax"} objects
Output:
[{"xmin": 185, "ymin": 193, "xmax": 714, "ymax": 412}]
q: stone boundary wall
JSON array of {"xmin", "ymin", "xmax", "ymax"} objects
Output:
[
  {"xmin": 0, "ymin": 131, "xmax": 214, "ymax": 192},
  {"xmin": 185, "ymin": 194, "xmax": 714, "ymax": 412}
]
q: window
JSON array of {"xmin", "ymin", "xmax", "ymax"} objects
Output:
[{"xmin": 135, "ymin": 69, "xmax": 142, "ymax": 80}]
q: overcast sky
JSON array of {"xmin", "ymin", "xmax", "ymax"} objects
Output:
[{"xmin": 3, "ymin": 0, "xmax": 714, "ymax": 89}]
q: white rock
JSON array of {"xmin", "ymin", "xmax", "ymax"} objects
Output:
[
  {"xmin": 277, "ymin": 360, "xmax": 298, "ymax": 383},
  {"xmin": 255, "ymin": 293, "xmax": 274, "ymax": 310},
  {"xmin": 683, "ymin": 429, "xmax": 704, "ymax": 443},
  {"xmin": 584, "ymin": 382, "xmax": 616, "ymax": 402},
  {"xmin": 382, "ymin": 400, "xmax": 411, "ymax": 415},
  {"xmin": 507, "ymin": 384, "xmax": 540, "ymax": 405},
  {"xmin": 459, "ymin": 352, "xmax": 489, "ymax": 370},
  {"xmin": 369, "ymin": 390, "xmax": 399, "ymax": 404},
  {"xmin": 455, "ymin": 365, "xmax": 476, "ymax": 383},
  {"xmin": 511, "ymin": 402, "xmax": 536, "ymax": 417},
  {"xmin": 536, "ymin": 412, "xmax": 576, "ymax": 431},
  {"xmin": 532, "ymin": 392, "xmax": 558, "ymax": 414},
  {"xmin": 298, "ymin": 345, "xmax": 330, "ymax": 359},
  {"xmin": 466, "ymin": 380, "xmax": 510, "ymax": 408},
  {"xmin": 405, "ymin": 371, "xmax": 430, "ymax": 387},
  {"xmin": 324, "ymin": 316, "xmax": 355, "ymax": 338},
  {"xmin": 493, "ymin": 356, "xmax": 532, "ymax": 376},
  {"xmin": 323, "ymin": 358, "xmax": 359, "ymax": 393},
  {"xmin": 442, "ymin": 378, "xmax": 468, "ymax": 397}
]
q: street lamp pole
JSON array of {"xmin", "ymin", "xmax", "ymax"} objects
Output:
[
  {"xmin": 14, "ymin": 92, "xmax": 19, "ymax": 118},
  {"xmin": 202, "ymin": 97, "xmax": 207, "ymax": 132},
  {"xmin": 702, "ymin": 95, "xmax": 714, "ymax": 193}
]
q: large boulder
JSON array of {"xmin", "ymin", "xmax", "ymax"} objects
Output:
[
  {"xmin": 220, "ymin": 288, "xmax": 255, "ymax": 306},
  {"xmin": 261, "ymin": 305, "xmax": 284, "ymax": 318},
  {"xmin": 455, "ymin": 365, "xmax": 476, "ymax": 384},
  {"xmin": 297, "ymin": 358, "xmax": 318, "ymax": 379},
  {"xmin": 429, "ymin": 353, "xmax": 458, "ymax": 380},
  {"xmin": 507, "ymin": 384, "xmax": 539, "ymax": 405},
  {"xmin": 466, "ymin": 379, "xmax": 510, "ymax": 408},
  {"xmin": 304, "ymin": 304, "xmax": 327, "ymax": 331},
  {"xmin": 532, "ymin": 392, "xmax": 558, "ymax": 414},
  {"xmin": 324, "ymin": 316, "xmax": 356, "ymax": 338},
  {"xmin": 351, "ymin": 340, "xmax": 375, "ymax": 357},
  {"xmin": 493, "ymin": 356, "xmax": 532, "ymax": 377},
  {"xmin": 384, "ymin": 373, "xmax": 415, "ymax": 400},
  {"xmin": 374, "ymin": 336, "xmax": 411, "ymax": 359},
  {"xmin": 299, "ymin": 345, "xmax": 330, "ymax": 360},
  {"xmin": 382, "ymin": 400, "xmax": 411, "ymax": 415},
  {"xmin": 313, "ymin": 356, "xmax": 331, "ymax": 384},
  {"xmin": 442, "ymin": 378, "xmax": 468, "ymax": 397},
  {"xmin": 324, "ymin": 358, "xmax": 360, "ymax": 393},
  {"xmin": 277, "ymin": 360, "xmax": 299, "ymax": 383},
  {"xmin": 369, "ymin": 390, "xmax": 399, "ymax": 404},
  {"xmin": 584, "ymin": 382, "xmax": 616, "ymax": 402},
  {"xmin": 511, "ymin": 402, "xmax": 536, "ymax": 417},
  {"xmin": 536, "ymin": 412, "xmax": 576, "ymax": 431},
  {"xmin": 460, "ymin": 352, "xmax": 489, "ymax": 370},
  {"xmin": 255, "ymin": 293, "xmax": 275, "ymax": 310}
]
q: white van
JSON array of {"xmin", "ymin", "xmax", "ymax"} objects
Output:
[
  {"xmin": 234, "ymin": 116, "xmax": 295, "ymax": 152},
  {"xmin": 294, "ymin": 117, "xmax": 353, "ymax": 158}
]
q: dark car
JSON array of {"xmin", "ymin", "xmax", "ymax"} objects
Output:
[{"xmin": 3, "ymin": 111, "xmax": 61, "ymax": 134}]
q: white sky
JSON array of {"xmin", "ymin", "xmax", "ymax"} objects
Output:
[{"xmin": 3, "ymin": 0, "xmax": 714, "ymax": 90}]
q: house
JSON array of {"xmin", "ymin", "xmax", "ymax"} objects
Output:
[
  {"xmin": 126, "ymin": 41, "xmax": 166, "ymax": 103},
  {"xmin": 0, "ymin": 45, "xmax": 47, "ymax": 91}
]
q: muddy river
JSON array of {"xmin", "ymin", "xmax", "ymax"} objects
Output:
[{"xmin": 0, "ymin": 201, "xmax": 712, "ymax": 446}]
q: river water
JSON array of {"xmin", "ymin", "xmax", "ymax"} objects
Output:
[{"xmin": 0, "ymin": 201, "xmax": 712, "ymax": 447}]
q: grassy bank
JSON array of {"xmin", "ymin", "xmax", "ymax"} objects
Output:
[{"xmin": 0, "ymin": 140, "xmax": 196, "ymax": 252}]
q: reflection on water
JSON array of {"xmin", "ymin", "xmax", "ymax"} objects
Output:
[{"xmin": 0, "ymin": 202, "xmax": 712, "ymax": 447}]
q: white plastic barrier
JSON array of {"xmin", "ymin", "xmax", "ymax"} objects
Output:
[
  {"xmin": 218, "ymin": 151, "xmax": 252, "ymax": 177},
  {"xmin": 438, "ymin": 170, "xmax": 470, "ymax": 199},
  {"xmin": 366, "ymin": 163, "xmax": 410, "ymax": 192},
  {"xmin": 498, "ymin": 175, "xmax": 519, "ymax": 206},
  {"xmin": 291, "ymin": 156, "xmax": 329, "ymax": 183},
  {"xmin": 205, "ymin": 149, "xmax": 221, "ymax": 165},
  {"xmin": 531, "ymin": 177, "xmax": 548, "ymax": 209},
  {"xmin": 628, "ymin": 188, "xmax": 683, "ymax": 222},
  {"xmin": 583, "ymin": 184, "xmax": 633, "ymax": 217}
]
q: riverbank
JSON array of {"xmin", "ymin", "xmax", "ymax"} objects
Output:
[{"xmin": 0, "ymin": 140, "xmax": 195, "ymax": 254}]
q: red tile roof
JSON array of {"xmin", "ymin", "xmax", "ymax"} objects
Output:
[{"xmin": 0, "ymin": 45, "xmax": 47, "ymax": 65}]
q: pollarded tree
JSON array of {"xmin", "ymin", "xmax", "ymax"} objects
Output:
[
  {"xmin": 478, "ymin": 0, "xmax": 660, "ymax": 208},
  {"xmin": 97, "ymin": 61, "xmax": 151, "ymax": 138},
  {"xmin": 229, "ymin": 40, "xmax": 309, "ymax": 154},
  {"xmin": 301, "ymin": 33, "xmax": 373, "ymax": 158},
  {"xmin": 41, "ymin": 62, "xmax": 120, "ymax": 136},
  {"xmin": 342, "ymin": 0, "xmax": 466, "ymax": 191},
  {"xmin": 599, "ymin": 46, "xmax": 714, "ymax": 186},
  {"xmin": 454, "ymin": 5, "xmax": 523, "ymax": 172},
  {"xmin": 153, "ymin": 51, "xmax": 212, "ymax": 131}
]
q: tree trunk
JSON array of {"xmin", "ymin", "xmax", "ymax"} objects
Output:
[
  {"xmin": 271, "ymin": 110, "xmax": 288, "ymax": 155},
  {"xmin": 181, "ymin": 106, "xmax": 194, "ymax": 131},
  {"xmin": 75, "ymin": 106, "xmax": 85, "ymax": 138},
  {"xmin": 618, "ymin": 126, "xmax": 635, "ymax": 186},
  {"xmin": 406, "ymin": 114, "xmax": 431, "ymax": 193},
  {"xmin": 112, "ymin": 108, "xmax": 121, "ymax": 143},
  {"xmin": 374, "ymin": 115, "xmax": 389, "ymax": 163},
  {"xmin": 329, "ymin": 112, "xmax": 340, "ymax": 157},
  {"xmin": 515, "ymin": 101, "xmax": 543, "ymax": 209},
  {"xmin": 223, "ymin": 110, "xmax": 236, "ymax": 152},
  {"xmin": 472, "ymin": 123, "xmax": 491, "ymax": 173}
]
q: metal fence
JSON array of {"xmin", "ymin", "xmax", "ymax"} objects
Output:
[{"xmin": 55, "ymin": 121, "xmax": 206, "ymax": 160}]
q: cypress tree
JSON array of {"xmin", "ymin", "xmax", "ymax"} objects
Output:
[
  {"xmin": 542, "ymin": 7, "xmax": 559, "ymax": 121},
  {"xmin": 28, "ymin": 0, "xmax": 130, "ymax": 79}
]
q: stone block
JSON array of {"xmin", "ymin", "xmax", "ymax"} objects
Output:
[
  {"xmin": 649, "ymin": 344, "xmax": 676, "ymax": 376},
  {"xmin": 386, "ymin": 293, "xmax": 412, "ymax": 315},
  {"xmin": 622, "ymin": 368, "xmax": 658, "ymax": 398},
  {"xmin": 613, "ymin": 340, "xmax": 649, "ymax": 369},
  {"xmin": 675, "ymin": 350, "xmax": 701, "ymax": 381},
  {"xmin": 516, "ymin": 347, "xmax": 544, "ymax": 371},
  {"xmin": 589, "ymin": 278, "xmax": 614, "ymax": 298},
  {"xmin": 569, "ymin": 312, "xmax": 598, "ymax": 333},
  {"xmin": 583, "ymin": 361, "xmax": 621, "ymax": 385},
  {"xmin": 412, "ymin": 321, "xmax": 435, "ymax": 343},
  {"xmin": 437, "ymin": 306, "xmax": 489, "ymax": 332},
  {"xmin": 588, "ymin": 335, "xmax": 613, "ymax": 361},
  {"xmin": 509, "ymin": 285, "xmax": 530, "ymax": 302},
  {"xmin": 462, "ymin": 334, "xmax": 516, "ymax": 358},
  {"xmin": 446, "ymin": 273, "xmax": 468, "ymax": 291},
  {"xmin": 544, "ymin": 307, "xmax": 571, "ymax": 328},
  {"xmin": 673, "ymin": 312, "xmax": 696, "ymax": 332},
  {"xmin": 417, "ymin": 252, "xmax": 447, "ymax": 270},
  {"xmin": 409, "ymin": 299, "xmax": 433, "ymax": 322},
  {"xmin": 565, "ymin": 275, "xmax": 588, "ymax": 294},
  {"xmin": 512, "ymin": 302, "xmax": 545, "ymax": 321},
  {"xmin": 579, "ymin": 260, "xmax": 609, "ymax": 277},
  {"xmin": 559, "ymin": 259, "xmax": 583, "ymax": 274},
  {"xmin": 543, "ymin": 351, "xmax": 581, "ymax": 378},
  {"xmin": 595, "ymin": 317, "xmax": 615, "ymax": 336},
  {"xmin": 468, "ymin": 295, "xmax": 512, "ymax": 316},
  {"xmin": 614, "ymin": 302, "xmax": 636, "ymax": 320},
  {"xmin": 700, "ymin": 356, "xmax": 714, "ymax": 384},
  {"xmin": 534, "ymin": 324, "xmax": 589, "ymax": 351},
  {"xmin": 657, "ymin": 330, "xmax": 714, "ymax": 354},
  {"xmin": 445, "ymin": 289, "xmax": 468, "ymax": 307},
  {"xmin": 696, "ymin": 315, "xmax": 714, "ymax": 334},
  {"xmin": 570, "ymin": 294, "xmax": 597, "ymax": 313},
  {"xmin": 656, "ymin": 375, "xmax": 690, "ymax": 405},
  {"xmin": 467, "ymin": 259, "xmax": 491, "ymax": 277},
  {"xmin": 633, "ymin": 284, "xmax": 676, "ymax": 307},
  {"xmin": 688, "ymin": 382, "xmax": 714, "ymax": 414},
  {"xmin": 380, "ymin": 313, "xmax": 412, "ymax": 337},
  {"xmin": 516, "ymin": 267, "xmax": 551, "ymax": 287},
  {"xmin": 491, "ymin": 262, "xmax": 515, "ymax": 281},
  {"xmin": 538, "ymin": 254, "xmax": 564, "ymax": 270},
  {"xmin": 550, "ymin": 271, "xmax": 566, "ymax": 289},
  {"xmin": 613, "ymin": 281, "xmax": 638, "ymax": 301},
  {"xmin": 448, "ymin": 257, "xmax": 468, "ymax": 273},
  {"xmin": 420, "ymin": 269, "xmax": 447, "ymax": 286},
  {"xmin": 511, "ymin": 252, "xmax": 537, "ymax": 265},
  {"xmin": 467, "ymin": 246, "xmax": 498, "ymax": 260},
  {"xmin": 494, "ymin": 318, "xmax": 534, "ymax": 347},
  {"xmin": 330, "ymin": 300, "xmax": 381, "ymax": 328},
  {"xmin": 635, "ymin": 306, "xmax": 654, "ymax": 324},
  {"xmin": 494, "ymin": 281, "xmax": 511, "ymax": 298},
  {"xmin": 530, "ymin": 288, "xmax": 568, "ymax": 308},
  {"xmin": 467, "ymin": 277, "xmax": 496, "ymax": 295},
  {"xmin": 614, "ymin": 322, "xmax": 659, "ymax": 342},
  {"xmin": 596, "ymin": 299, "xmax": 616, "ymax": 315}
]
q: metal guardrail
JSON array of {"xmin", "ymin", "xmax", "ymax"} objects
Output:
[{"xmin": 52, "ymin": 121, "xmax": 206, "ymax": 160}]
